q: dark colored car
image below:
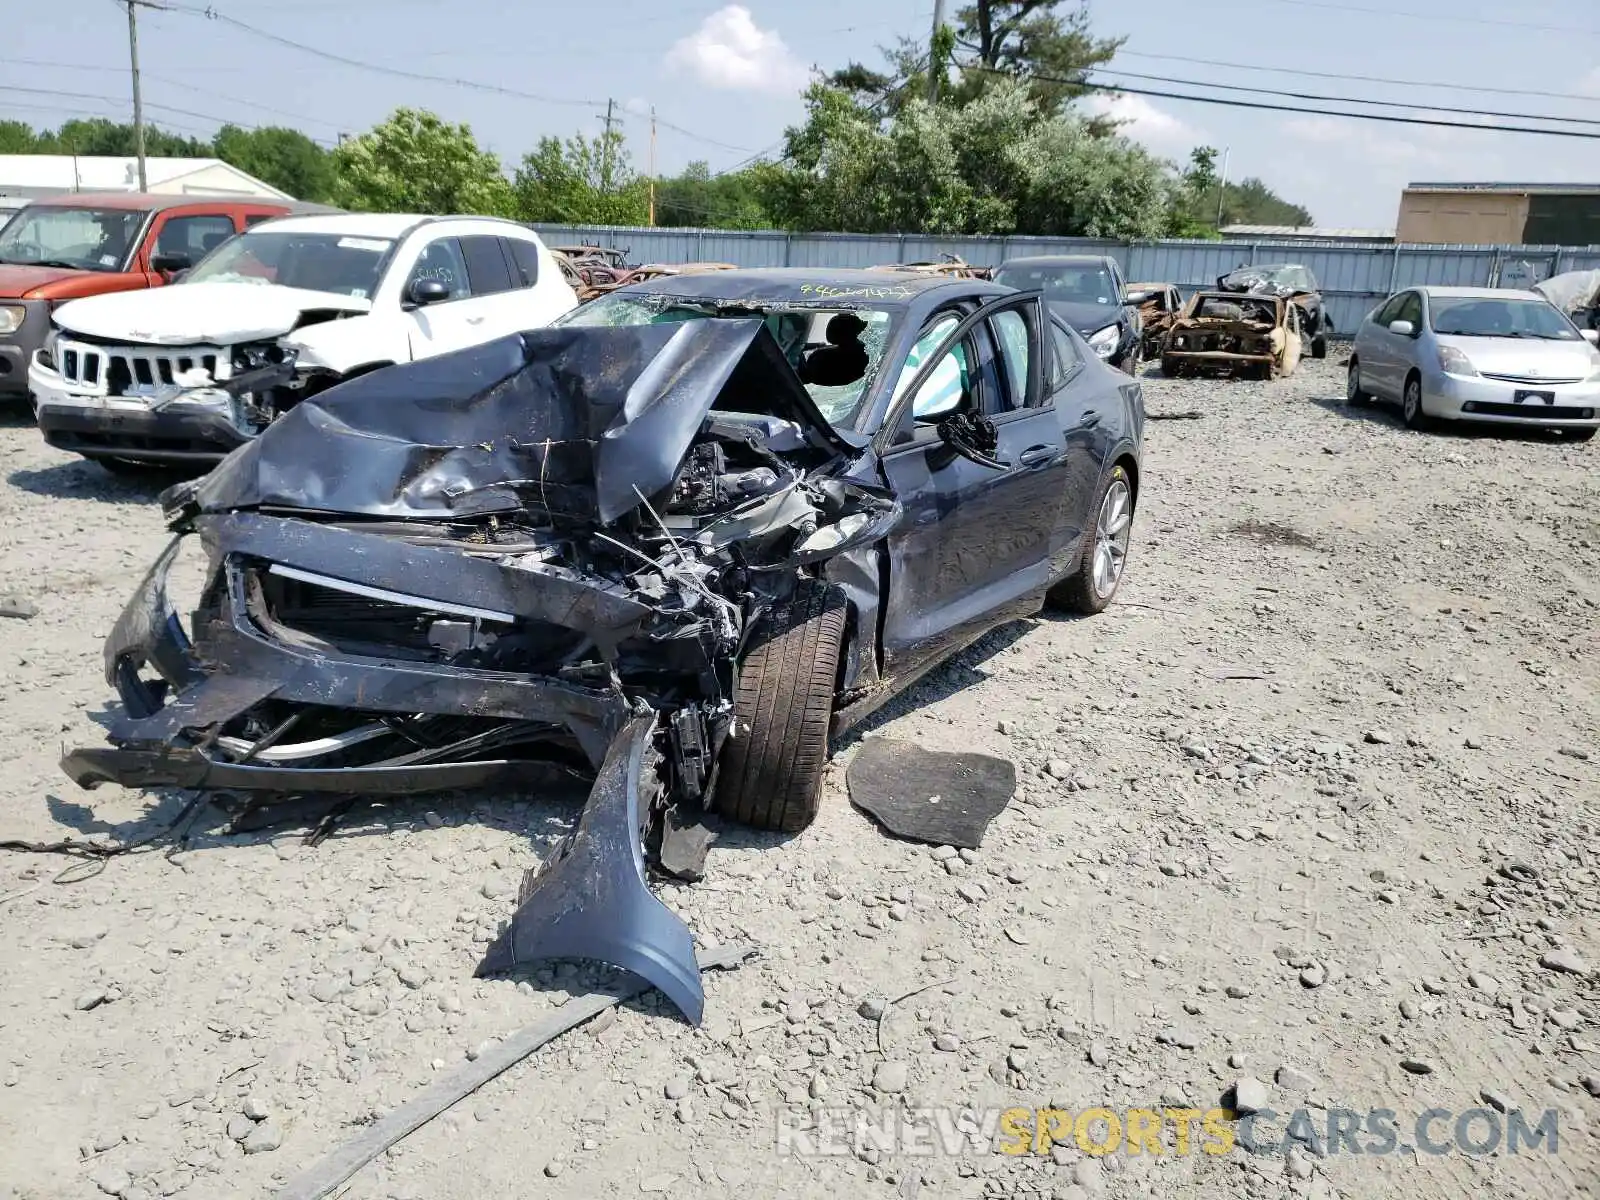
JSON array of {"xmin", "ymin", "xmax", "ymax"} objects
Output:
[
  {"xmin": 62, "ymin": 268, "xmax": 1144, "ymax": 1025},
  {"xmin": 0, "ymin": 192, "xmax": 335, "ymax": 403},
  {"xmin": 992, "ymin": 255, "xmax": 1144, "ymax": 374},
  {"xmin": 1215, "ymin": 263, "xmax": 1331, "ymax": 359}
]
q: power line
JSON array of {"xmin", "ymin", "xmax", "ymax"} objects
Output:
[
  {"xmin": 1252, "ymin": 0, "xmax": 1600, "ymax": 37},
  {"xmin": 164, "ymin": 4, "xmax": 600, "ymax": 108},
  {"xmin": 0, "ymin": 84, "xmax": 339, "ymax": 147},
  {"xmin": 971, "ymin": 67, "xmax": 1600, "ymax": 140},
  {"xmin": 162, "ymin": 6, "xmax": 758, "ymax": 157},
  {"xmin": 1114, "ymin": 50, "xmax": 1600, "ymax": 106},
  {"xmin": 0, "ymin": 59, "xmax": 345, "ymax": 131},
  {"xmin": 1090, "ymin": 68, "xmax": 1600, "ymax": 129}
]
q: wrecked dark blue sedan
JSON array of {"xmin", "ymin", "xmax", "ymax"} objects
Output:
[{"xmin": 62, "ymin": 268, "xmax": 1144, "ymax": 1023}]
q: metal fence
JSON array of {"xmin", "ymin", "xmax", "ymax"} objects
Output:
[{"xmin": 531, "ymin": 224, "xmax": 1600, "ymax": 333}]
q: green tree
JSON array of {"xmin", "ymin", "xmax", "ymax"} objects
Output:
[
  {"xmin": 1218, "ymin": 177, "xmax": 1314, "ymax": 228},
  {"xmin": 212, "ymin": 124, "xmax": 336, "ymax": 202},
  {"xmin": 1164, "ymin": 146, "xmax": 1223, "ymax": 239},
  {"xmin": 333, "ymin": 108, "xmax": 513, "ymax": 215},
  {"xmin": 949, "ymin": 1, "xmax": 1124, "ymax": 115},
  {"xmin": 0, "ymin": 121, "xmax": 42, "ymax": 154},
  {"xmin": 40, "ymin": 118, "xmax": 209, "ymax": 158},
  {"xmin": 655, "ymin": 161, "xmax": 770, "ymax": 230},
  {"xmin": 511, "ymin": 128, "xmax": 648, "ymax": 226}
]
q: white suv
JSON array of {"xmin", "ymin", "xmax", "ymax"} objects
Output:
[{"xmin": 29, "ymin": 213, "xmax": 579, "ymax": 469}]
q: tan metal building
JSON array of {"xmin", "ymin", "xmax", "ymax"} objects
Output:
[{"xmin": 1396, "ymin": 182, "xmax": 1600, "ymax": 246}]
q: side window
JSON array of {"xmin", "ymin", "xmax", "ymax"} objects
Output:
[
  {"xmin": 1049, "ymin": 318, "xmax": 1081, "ymax": 387},
  {"xmin": 505, "ymin": 237, "xmax": 541, "ymax": 288},
  {"xmin": 989, "ymin": 308, "xmax": 1032, "ymax": 410},
  {"xmin": 890, "ymin": 314, "xmax": 960, "ymax": 402},
  {"xmin": 1373, "ymin": 294, "xmax": 1407, "ymax": 326},
  {"xmin": 910, "ymin": 339, "xmax": 973, "ymax": 422},
  {"xmin": 1395, "ymin": 292, "xmax": 1423, "ymax": 330},
  {"xmin": 155, "ymin": 214, "xmax": 236, "ymax": 262},
  {"xmin": 461, "ymin": 234, "xmax": 514, "ymax": 296},
  {"xmin": 406, "ymin": 237, "xmax": 469, "ymax": 300}
]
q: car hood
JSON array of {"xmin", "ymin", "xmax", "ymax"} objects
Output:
[
  {"xmin": 188, "ymin": 319, "xmax": 860, "ymax": 527},
  {"xmin": 1437, "ymin": 334, "xmax": 1599, "ymax": 379},
  {"xmin": 1047, "ymin": 299, "xmax": 1124, "ymax": 335},
  {"xmin": 50, "ymin": 280, "xmax": 372, "ymax": 344},
  {"xmin": 0, "ymin": 263, "xmax": 94, "ymax": 299}
]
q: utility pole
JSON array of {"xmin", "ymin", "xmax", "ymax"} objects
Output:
[
  {"xmin": 124, "ymin": 0, "xmax": 164, "ymax": 193},
  {"xmin": 647, "ymin": 107, "xmax": 657, "ymax": 228},
  {"xmin": 600, "ymin": 98, "xmax": 616, "ymax": 193},
  {"xmin": 1215, "ymin": 145, "xmax": 1231, "ymax": 227},
  {"xmin": 927, "ymin": 0, "xmax": 947, "ymax": 105}
]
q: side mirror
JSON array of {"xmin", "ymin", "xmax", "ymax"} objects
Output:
[
  {"xmin": 935, "ymin": 411, "xmax": 1007, "ymax": 470},
  {"xmin": 150, "ymin": 251, "xmax": 191, "ymax": 274},
  {"xmin": 406, "ymin": 277, "xmax": 451, "ymax": 307},
  {"xmin": 1581, "ymin": 328, "xmax": 1598, "ymax": 345},
  {"xmin": 1387, "ymin": 319, "xmax": 1415, "ymax": 337}
]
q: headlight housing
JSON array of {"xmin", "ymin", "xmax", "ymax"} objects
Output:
[
  {"xmin": 1437, "ymin": 344, "xmax": 1477, "ymax": 377},
  {"xmin": 1086, "ymin": 324, "xmax": 1120, "ymax": 358},
  {"xmin": 0, "ymin": 304, "xmax": 24, "ymax": 335}
]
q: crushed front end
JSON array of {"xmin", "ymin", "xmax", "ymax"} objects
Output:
[{"xmin": 62, "ymin": 321, "xmax": 895, "ymax": 1023}]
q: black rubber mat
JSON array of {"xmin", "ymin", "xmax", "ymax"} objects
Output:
[{"xmin": 846, "ymin": 738, "xmax": 1016, "ymax": 849}]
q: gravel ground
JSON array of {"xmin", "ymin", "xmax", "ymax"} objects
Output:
[{"xmin": 0, "ymin": 353, "xmax": 1596, "ymax": 1200}]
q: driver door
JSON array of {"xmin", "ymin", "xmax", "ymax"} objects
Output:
[{"xmin": 876, "ymin": 292, "xmax": 1061, "ymax": 680}]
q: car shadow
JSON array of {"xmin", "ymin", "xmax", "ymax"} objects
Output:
[
  {"xmin": 1307, "ymin": 395, "xmax": 1585, "ymax": 443},
  {"xmin": 7, "ymin": 459, "xmax": 191, "ymax": 502},
  {"xmin": 830, "ymin": 618, "xmax": 1034, "ymax": 751}
]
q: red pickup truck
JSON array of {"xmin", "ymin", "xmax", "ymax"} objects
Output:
[{"xmin": 0, "ymin": 191, "xmax": 336, "ymax": 402}]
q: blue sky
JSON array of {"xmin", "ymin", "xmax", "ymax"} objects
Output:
[{"xmin": 6, "ymin": 0, "xmax": 1600, "ymax": 229}]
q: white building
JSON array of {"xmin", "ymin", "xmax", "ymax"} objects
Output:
[{"xmin": 0, "ymin": 155, "xmax": 291, "ymax": 208}]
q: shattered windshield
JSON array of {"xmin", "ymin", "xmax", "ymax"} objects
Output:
[
  {"xmin": 183, "ymin": 230, "xmax": 394, "ymax": 298},
  {"xmin": 0, "ymin": 206, "xmax": 145, "ymax": 272},
  {"xmin": 993, "ymin": 262, "xmax": 1118, "ymax": 307},
  {"xmin": 557, "ymin": 293, "xmax": 898, "ymax": 426},
  {"xmin": 1429, "ymin": 296, "xmax": 1581, "ymax": 340}
]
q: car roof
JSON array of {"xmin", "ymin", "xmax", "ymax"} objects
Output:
[
  {"xmin": 620, "ymin": 267, "xmax": 1010, "ymax": 306},
  {"xmin": 18, "ymin": 192, "xmax": 313, "ymax": 214},
  {"xmin": 1414, "ymin": 285, "xmax": 1545, "ymax": 300},
  {"xmin": 242, "ymin": 212, "xmax": 522, "ymax": 238},
  {"xmin": 995, "ymin": 255, "xmax": 1116, "ymax": 269}
]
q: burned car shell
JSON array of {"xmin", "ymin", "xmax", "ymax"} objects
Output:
[
  {"xmin": 1126, "ymin": 283, "xmax": 1182, "ymax": 358},
  {"xmin": 1215, "ymin": 263, "xmax": 1330, "ymax": 357},
  {"xmin": 63, "ymin": 268, "xmax": 1143, "ymax": 1024},
  {"xmin": 1161, "ymin": 291, "xmax": 1302, "ymax": 379}
]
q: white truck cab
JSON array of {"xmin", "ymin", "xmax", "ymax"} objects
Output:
[{"xmin": 29, "ymin": 213, "xmax": 579, "ymax": 468}]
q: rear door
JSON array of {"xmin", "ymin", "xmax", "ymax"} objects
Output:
[
  {"xmin": 876, "ymin": 292, "xmax": 1060, "ymax": 679},
  {"xmin": 1042, "ymin": 315, "xmax": 1116, "ymax": 573}
]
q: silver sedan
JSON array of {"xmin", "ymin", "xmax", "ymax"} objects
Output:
[{"xmin": 1346, "ymin": 285, "xmax": 1600, "ymax": 442}]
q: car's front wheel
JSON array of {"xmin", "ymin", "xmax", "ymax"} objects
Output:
[
  {"xmin": 1346, "ymin": 359, "xmax": 1371, "ymax": 406},
  {"xmin": 712, "ymin": 580, "xmax": 847, "ymax": 833},
  {"xmin": 1048, "ymin": 463, "xmax": 1133, "ymax": 615},
  {"xmin": 1401, "ymin": 374, "xmax": 1432, "ymax": 431},
  {"xmin": 1561, "ymin": 426, "xmax": 1597, "ymax": 443}
]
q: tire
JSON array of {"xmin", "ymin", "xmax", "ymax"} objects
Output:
[
  {"xmin": 1401, "ymin": 373, "xmax": 1431, "ymax": 431},
  {"xmin": 85, "ymin": 455, "xmax": 166, "ymax": 476},
  {"xmin": 1312, "ymin": 333, "xmax": 1328, "ymax": 359},
  {"xmin": 1047, "ymin": 463, "xmax": 1133, "ymax": 615},
  {"xmin": 1161, "ymin": 356, "xmax": 1181, "ymax": 379},
  {"xmin": 1346, "ymin": 358, "xmax": 1372, "ymax": 406},
  {"xmin": 1123, "ymin": 347, "xmax": 1142, "ymax": 377},
  {"xmin": 1562, "ymin": 426, "xmax": 1597, "ymax": 443},
  {"xmin": 712, "ymin": 580, "xmax": 847, "ymax": 833}
]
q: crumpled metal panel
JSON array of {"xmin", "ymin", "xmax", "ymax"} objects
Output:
[
  {"xmin": 191, "ymin": 321, "xmax": 848, "ymax": 527},
  {"xmin": 476, "ymin": 714, "xmax": 707, "ymax": 1025}
]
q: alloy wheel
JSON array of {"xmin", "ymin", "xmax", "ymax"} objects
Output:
[{"xmin": 1092, "ymin": 478, "xmax": 1132, "ymax": 599}]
